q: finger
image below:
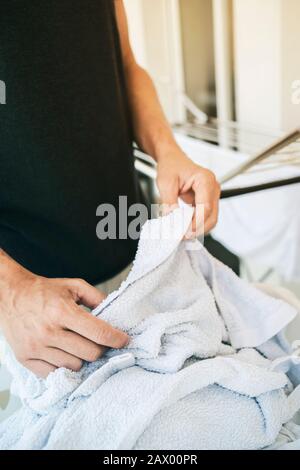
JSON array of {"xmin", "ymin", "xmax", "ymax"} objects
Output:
[
  {"xmin": 67, "ymin": 279, "xmax": 106, "ymax": 309},
  {"xmin": 204, "ymin": 203, "xmax": 219, "ymax": 234},
  {"xmin": 50, "ymin": 330, "xmax": 106, "ymax": 362},
  {"xmin": 40, "ymin": 347, "xmax": 83, "ymax": 372},
  {"xmin": 204, "ymin": 187, "xmax": 220, "ymax": 234},
  {"xmin": 181, "ymin": 174, "xmax": 199, "ymax": 195},
  {"xmin": 24, "ymin": 359, "xmax": 57, "ymax": 379},
  {"xmin": 183, "ymin": 192, "xmax": 217, "ymax": 239},
  {"xmin": 196, "ymin": 201, "xmax": 213, "ymax": 234},
  {"xmin": 183, "ymin": 199, "xmax": 207, "ymax": 240},
  {"xmin": 184, "ymin": 203, "xmax": 207, "ymax": 240},
  {"xmin": 181, "ymin": 173, "xmax": 220, "ymax": 237},
  {"xmin": 182, "ymin": 173, "xmax": 217, "ymax": 208},
  {"xmin": 64, "ymin": 306, "xmax": 129, "ymax": 349},
  {"xmin": 193, "ymin": 179, "xmax": 217, "ymax": 225},
  {"xmin": 184, "ymin": 218, "xmax": 203, "ymax": 240},
  {"xmin": 158, "ymin": 176, "xmax": 179, "ymax": 215}
]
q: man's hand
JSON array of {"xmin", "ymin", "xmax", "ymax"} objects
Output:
[
  {"xmin": 157, "ymin": 150, "xmax": 221, "ymax": 237},
  {"xmin": 0, "ymin": 256, "xmax": 129, "ymax": 378}
]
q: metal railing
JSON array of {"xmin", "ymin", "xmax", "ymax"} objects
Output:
[{"xmin": 134, "ymin": 127, "xmax": 300, "ymax": 199}]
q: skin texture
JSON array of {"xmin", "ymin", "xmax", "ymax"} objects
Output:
[
  {"xmin": 0, "ymin": 2, "xmax": 220, "ymax": 378},
  {"xmin": 0, "ymin": 250, "xmax": 129, "ymax": 377}
]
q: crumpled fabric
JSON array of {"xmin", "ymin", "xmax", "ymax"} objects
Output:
[{"xmin": 1, "ymin": 206, "xmax": 300, "ymax": 450}]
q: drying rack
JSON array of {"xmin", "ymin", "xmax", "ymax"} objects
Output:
[{"xmin": 134, "ymin": 126, "xmax": 300, "ymax": 199}]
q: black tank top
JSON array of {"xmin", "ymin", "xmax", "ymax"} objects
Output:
[{"xmin": 0, "ymin": 0, "xmax": 145, "ymax": 284}]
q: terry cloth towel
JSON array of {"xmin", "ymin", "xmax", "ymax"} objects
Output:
[{"xmin": 1, "ymin": 206, "xmax": 300, "ymax": 450}]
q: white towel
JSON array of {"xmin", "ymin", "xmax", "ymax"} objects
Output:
[{"xmin": 0, "ymin": 206, "xmax": 300, "ymax": 450}]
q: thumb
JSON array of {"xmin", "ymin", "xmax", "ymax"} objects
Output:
[
  {"xmin": 158, "ymin": 176, "xmax": 179, "ymax": 215},
  {"xmin": 67, "ymin": 279, "xmax": 106, "ymax": 309}
]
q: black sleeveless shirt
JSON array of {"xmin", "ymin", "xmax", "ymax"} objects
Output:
[{"xmin": 0, "ymin": 0, "xmax": 144, "ymax": 284}]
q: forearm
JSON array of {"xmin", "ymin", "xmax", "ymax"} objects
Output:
[
  {"xmin": 0, "ymin": 250, "xmax": 29, "ymax": 327},
  {"xmin": 115, "ymin": 0, "xmax": 220, "ymax": 233},
  {"xmin": 125, "ymin": 63, "xmax": 182, "ymax": 162},
  {"xmin": 0, "ymin": 249, "xmax": 32, "ymax": 290}
]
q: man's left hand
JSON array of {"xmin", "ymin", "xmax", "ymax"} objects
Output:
[{"xmin": 156, "ymin": 150, "xmax": 221, "ymax": 238}]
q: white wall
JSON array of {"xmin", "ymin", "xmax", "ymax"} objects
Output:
[
  {"xmin": 281, "ymin": 0, "xmax": 300, "ymax": 130},
  {"xmin": 213, "ymin": 0, "xmax": 234, "ymax": 122},
  {"xmin": 233, "ymin": 0, "xmax": 300, "ymax": 131},
  {"xmin": 233, "ymin": 0, "xmax": 282, "ymax": 130},
  {"xmin": 124, "ymin": 0, "xmax": 185, "ymax": 124},
  {"xmin": 179, "ymin": 0, "xmax": 216, "ymax": 116},
  {"xmin": 125, "ymin": 0, "xmax": 300, "ymax": 130}
]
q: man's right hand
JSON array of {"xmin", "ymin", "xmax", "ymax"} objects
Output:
[{"xmin": 0, "ymin": 252, "xmax": 129, "ymax": 378}]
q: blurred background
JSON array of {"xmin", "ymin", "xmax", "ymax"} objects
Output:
[
  {"xmin": 125, "ymin": 0, "xmax": 300, "ymax": 132},
  {"xmin": 126, "ymin": 0, "xmax": 300, "ymax": 302}
]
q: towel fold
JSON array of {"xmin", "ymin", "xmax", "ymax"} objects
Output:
[{"xmin": 1, "ymin": 206, "xmax": 300, "ymax": 450}]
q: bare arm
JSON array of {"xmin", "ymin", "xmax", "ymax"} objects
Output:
[
  {"xmin": 114, "ymin": 0, "xmax": 220, "ymax": 235},
  {"xmin": 114, "ymin": 1, "xmax": 179, "ymax": 162}
]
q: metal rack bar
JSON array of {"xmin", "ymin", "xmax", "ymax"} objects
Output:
[
  {"xmin": 134, "ymin": 127, "xmax": 300, "ymax": 200},
  {"xmin": 220, "ymin": 176, "xmax": 300, "ymax": 199},
  {"xmin": 220, "ymin": 128, "xmax": 300, "ymax": 184}
]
